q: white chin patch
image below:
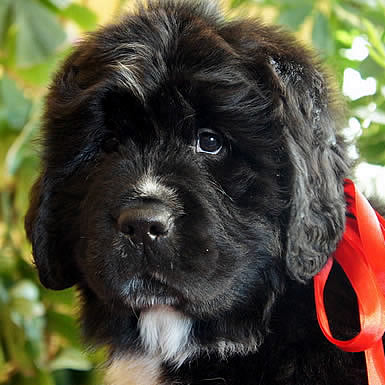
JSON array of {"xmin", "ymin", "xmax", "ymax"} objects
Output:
[{"xmin": 138, "ymin": 305, "xmax": 193, "ymax": 366}]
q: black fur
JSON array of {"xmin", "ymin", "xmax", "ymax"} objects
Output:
[{"xmin": 26, "ymin": 1, "xmax": 370, "ymax": 384}]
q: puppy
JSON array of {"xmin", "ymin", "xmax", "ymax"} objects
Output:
[{"xmin": 26, "ymin": 1, "xmax": 369, "ymax": 384}]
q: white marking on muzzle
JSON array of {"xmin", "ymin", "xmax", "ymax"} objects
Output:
[{"xmin": 134, "ymin": 174, "xmax": 182, "ymax": 211}]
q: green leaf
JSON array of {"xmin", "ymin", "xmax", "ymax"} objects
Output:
[
  {"xmin": 42, "ymin": 286, "xmax": 76, "ymax": 306},
  {"xmin": 46, "ymin": 0, "xmax": 72, "ymax": 9},
  {"xmin": 0, "ymin": 74, "xmax": 32, "ymax": 130},
  {"xmin": 359, "ymin": 56, "xmax": 385, "ymax": 79},
  {"xmin": 355, "ymin": 107, "xmax": 385, "ymax": 125},
  {"xmin": 271, "ymin": 0, "xmax": 314, "ymax": 5},
  {"xmin": 25, "ymin": 316, "xmax": 46, "ymax": 342},
  {"xmin": 1, "ymin": 307, "xmax": 35, "ymax": 373},
  {"xmin": 17, "ymin": 371, "xmax": 55, "ymax": 385},
  {"xmin": 359, "ymin": 139, "xmax": 385, "ymax": 165},
  {"xmin": 335, "ymin": 30, "xmax": 355, "ymax": 47},
  {"xmin": 10, "ymin": 280, "xmax": 40, "ymax": 302},
  {"xmin": 47, "ymin": 311, "xmax": 82, "ymax": 347},
  {"xmin": 23, "ymin": 317, "xmax": 46, "ymax": 363},
  {"xmin": 338, "ymin": 1, "xmax": 385, "ymax": 26},
  {"xmin": 33, "ymin": 370, "xmax": 56, "ymax": 385},
  {"xmin": 0, "ymin": 280, "xmax": 9, "ymax": 303},
  {"xmin": 230, "ymin": 0, "xmax": 248, "ymax": 8},
  {"xmin": 312, "ymin": 11, "xmax": 335, "ymax": 56},
  {"xmin": 50, "ymin": 348, "xmax": 93, "ymax": 372},
  {"xmin": 5, "ymin": 100, "xmax": 41, "ymax": 176},
  {"xmin": 0, "ymin": 342, "xmax": 5, "ymax": 372},
  {"xmin": 13, "ymin": 0, "xmax": 67, "ymax": 67},
  {"xmin": 0, "ymin": 0, "xmax": 11, "ymax": 45},
  {"xmin": 61, "ymin": 3, "xmax": 98, "ymax": 30},
  {"xmin": 334, "ymin": 4, "xmax": 362, "ymax": 29},
  {"xmin": 10, "ymin": 298, "xmax": 45, "ymax": 321},
  {"xmin": 16, "ymin": 47, "xmax": 71, "ymax": 86},
  {"xmin": 363, "ymin": 19, "xmax": 385, "ymax": 61},
  {"xmin": 358, "ymin": 121, "xmax": 385, "ymax": 165},
  {"xmin": 277, "ymin": 4, "xmax": 313, "ymax": 31}
]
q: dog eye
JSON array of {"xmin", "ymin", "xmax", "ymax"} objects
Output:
[
  {"xmin": 197, "ymin": 129, "xmax": 223, "ymax": 154},
  {"xmin": 102, "ymin": 136, "xmax": 119, "ymax": 153}
]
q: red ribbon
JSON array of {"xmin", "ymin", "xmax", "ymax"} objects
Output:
[{"xmin": 314, "ymin": 179, "xmax": 385, "ymax": 385}]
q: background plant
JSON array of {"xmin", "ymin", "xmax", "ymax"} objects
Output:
[{"xmin": 0, "ymin": 0, "xmax": 384, "ymax": 384}]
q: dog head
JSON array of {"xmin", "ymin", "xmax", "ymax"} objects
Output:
[{"xmin": 26, "ymin": 0, "xmax": 349, "ymax": 362}]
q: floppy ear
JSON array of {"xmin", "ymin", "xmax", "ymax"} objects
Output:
[
  {"xmin": 25, "ymin": 173, "xmax": 80, "ymax": 290},
  {"xmin": 25, "ymin": 48, "xmax": 93, "ymax": 290},
  {"xmin": 269, "ymin": 58, "xmax": 349, "ymax": 282}
]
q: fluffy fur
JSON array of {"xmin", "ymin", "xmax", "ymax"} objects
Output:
[{"xmin": 25, "ymin": 1, "xmax": 372, "ymax": 383}]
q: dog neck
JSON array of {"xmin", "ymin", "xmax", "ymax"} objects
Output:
[
  {"xmin": 138, "ymin": 305, "xmax": 194, "ymax": 366},
  {"xmin": 105, "ymin": 355, "xmax": 164, "ymax": 385},
  {"xmin": 106, "ymin": 306, "xmax": 193, "ymax": 385}
]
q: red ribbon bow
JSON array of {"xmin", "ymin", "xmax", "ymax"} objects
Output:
[{"xmin": 314, "ymin": 179, "xmax": 385, "ymax": 385}]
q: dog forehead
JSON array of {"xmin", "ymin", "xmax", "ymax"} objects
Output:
[{"xmin": 91, "ymin": 5, "xmax": 242, "ymax": 104}]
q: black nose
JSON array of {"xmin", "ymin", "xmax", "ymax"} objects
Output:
[{"xmin": 117, "ymin": 203, "xmax": 173, "ymax": 244}]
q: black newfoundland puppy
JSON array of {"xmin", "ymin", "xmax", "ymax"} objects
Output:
[{"xmin": 26, "ymin": 1, "xmax": 370, "ymax": 384}]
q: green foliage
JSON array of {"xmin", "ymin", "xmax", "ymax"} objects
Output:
[
  {"xmin": 232, "ymin": 0, "xmax": 385, "ymax": 166},
  {"xmin": 14, "ymin": 0, "xmax": 67, "ymax": 67},
  {"xmin": 277, "ymin": 2, "xmax": 314, "ymax": 31},
  {"xmin": 0, "ymin": 1, "xmax": 102, "ymax": 384},
  {"xmin": 0, "ymin": 75, "xmax": 32, "ymax": 132},
  {"xmin": 0, "ymin": 0, "xmax": 384, "ymax": 384}
]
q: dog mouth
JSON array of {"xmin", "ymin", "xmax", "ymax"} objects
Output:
[{"xmin": 119, "ymin": 274, "xmax": 184, "ymax": 310}]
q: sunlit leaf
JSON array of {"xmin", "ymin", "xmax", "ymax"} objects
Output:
[
  {"xmin": 18, "ymin": 371, "xmax": 55, "ymax": 385},
  {"xmin": 10, "ymin": 298, "xmax": 45, "ymax": 321},
  {"xmin": 335, "ymin": 30, "xmax": 356, "ymax": 46},
  {"xmin": 358, "ymin": 121, "xmax": 385, "ymax": 165},
  {"xmin": 359, "ymin": 140, "xmax": 385, "ymax": 165},
  {"xmin": 46, "ymin": 0, "xmax": 72, "ymax": 9},
  {"xmin": 47, "ymin": 311, "xmax": 82, "ymax": 347},
  {"xmin": 341, "ymin": 2, "xmax": 385, "ymax": 26},
  {"xmin": 0, "ymin": 75, "xmax": 32, "ymax": 130},
  {"xmin": 334, "ymin": 4, "xmax": 362, "ymax": 28},
  {"xmin": 25, "ymin": 316, "xmax": 46, "ymax": 341},
  {"xmin": 230, "ymin": 0, "xmax": 248, "ymax": 8},
  {"xmin": 359, "ymin": 56, "xmax": 385, "ymax": 78},
  {"xmin": 50, "ymin": 348, "xmax": 93, "ymax": 371},
  {"xmin": 23, "ymin": 317, "xmax": 46, "ymax": 364},
  {"xmin": 363, "ymin": 19, "xmax": 385, "ymax": 60},
  {"xmin": 61, "ymin": 3, "xmax": 98, "ymax": 30},
  {"xmin": 277, "ymin": 4, "xmax": 313, "ymax": 31},
  {"xmin": 364, "ymin": 9, "xmax": 385, "ymax": 27},
  {"xmin": 34, "ymin": 370, "xmax": 56, "ymax": 385},
  {"xmin": 14, "ymin": 0, "xmax": 67, "ymax": 67},
  {"xmin": 10, "ymin": 280, "xmax": 40, "ymax": 302},
  {"xmin": 0, "ymin": 342, "xmax": 5, "ymax": 373},
  {"xmin": 5, "ymin": 101, "xmax": 41, "ymax": 176},
  {"xmin": 312, "ymin": 11, "xmax": 335, "ymax": 56},
  {"xmin": 0, "ymin": 279, "xmax": 9, "ymax": 304},
  {"xmin": 0, "ymin": 0, "xmax": 11, "ymax": 45},
  {"xmin": 355, "ymin": 107, "xmax": 385, "ymax": 125},
  {"xmin": 1, "ymin": 309, "xmax": 35, "ymax": 373},
  {"xmin": 16, "ymin": 47, "xmax": 71, "ymax": 86},
  {"xmin": 42, "ymin": 287, "xmax": 77, "ymax": 306}
]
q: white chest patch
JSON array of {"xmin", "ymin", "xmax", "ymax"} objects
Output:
[{"xmin": 138, "ymin": 305, "xmax": 193, "ymax": 366}]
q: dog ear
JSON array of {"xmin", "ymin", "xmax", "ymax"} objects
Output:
[
  {"xmin": 268, "ymin": 57, "xmax": 349, "ymax": 282},
  {"xmin": 25, "ymin": 173, "xmax": 79, "ymax": 290},
  {"xmin": 25, "ymin": 49, "xmax": 90, "ymax": 290}
]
